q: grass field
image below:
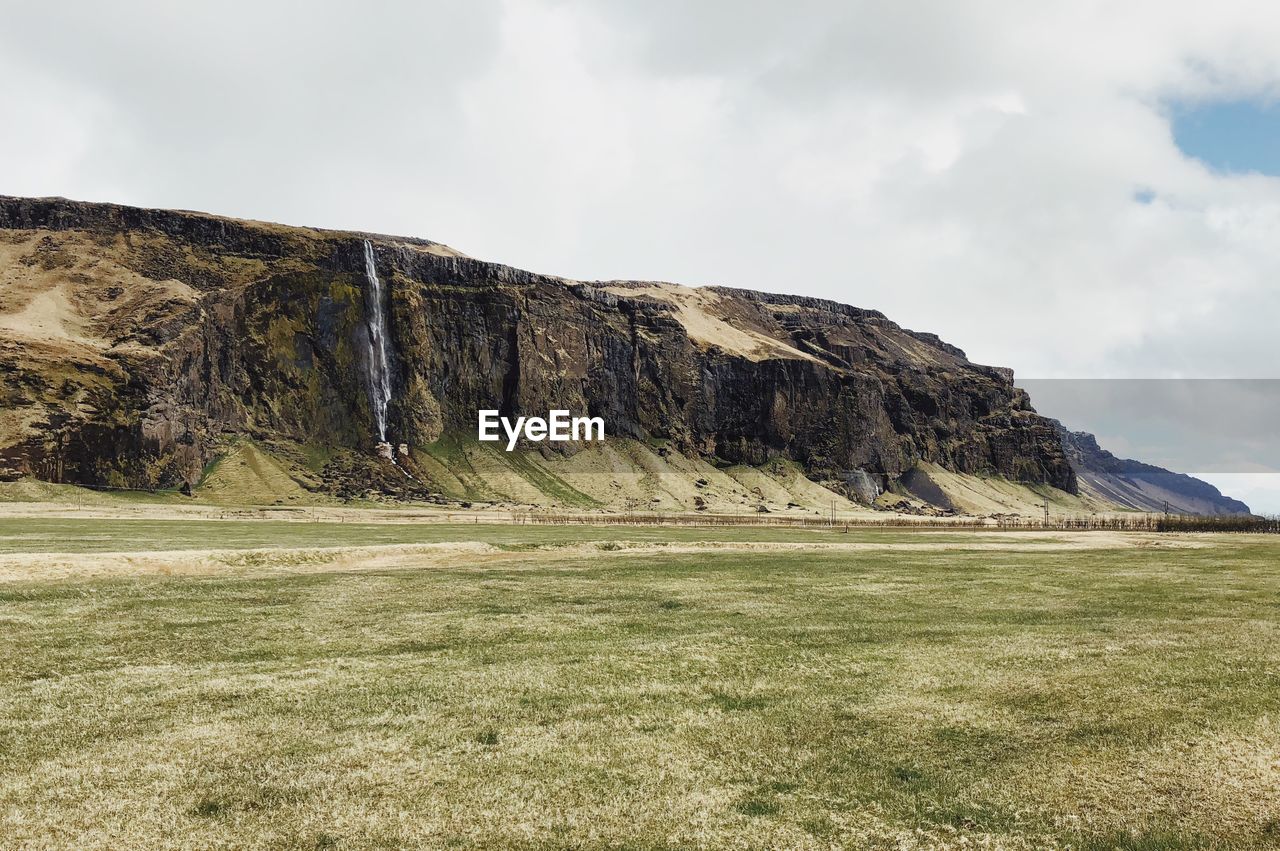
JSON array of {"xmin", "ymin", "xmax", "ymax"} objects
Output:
[
  {"xmin": 0, "ymin": 518, "xmax": 983, "ymax": 554},
  {"xmin": 0, "ymin": 520, "xmax": 1277, "ymax": 849}
]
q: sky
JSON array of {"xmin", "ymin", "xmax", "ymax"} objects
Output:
[
  {"xmin": 1, "ymin": 0, "xmax": 1277, "ymax": 509},
  {"xmin": 1173, "ymin": 100, "xmax": 1280, "ymax": 177}
]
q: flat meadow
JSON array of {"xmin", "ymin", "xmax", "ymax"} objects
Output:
[{"xmin": 0, "ymin": 516, "xmax": 1276, "ymax": 849}]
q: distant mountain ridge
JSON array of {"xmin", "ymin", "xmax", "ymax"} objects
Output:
[{"xmin": 1054, "ymin": 423, "xmax": 1251, "ymax": 515}]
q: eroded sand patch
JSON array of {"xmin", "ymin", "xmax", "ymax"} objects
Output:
[{"xmin": 603, "ymin": 283, "xmax": 817, "ymax": 363}]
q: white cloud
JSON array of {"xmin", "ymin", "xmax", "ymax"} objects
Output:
[
  {"xmin": 1194, "ymin": 474, "xmax": 1280, "ymax": 517},
  {"xmin": 1, "ymin": 0, "xmax": 1278, "ymax": 478}
]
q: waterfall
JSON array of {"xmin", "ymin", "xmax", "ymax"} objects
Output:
[
  {"xmin": 360, "ymin": 240, "xmax": 422, "ymax": 490},
  {"xmin": 361, "ymin": 240, "xmax": 393, "ymax": 444}
]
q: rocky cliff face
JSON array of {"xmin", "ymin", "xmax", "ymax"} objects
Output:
[{"xmin": 0, "ymin": 195, "xmax": 1075, "ymax": 500}]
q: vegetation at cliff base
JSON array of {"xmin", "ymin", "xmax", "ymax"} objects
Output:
[{"xmin": 0, "ymin": 526, "xmax": 1276, "ymax": 849}]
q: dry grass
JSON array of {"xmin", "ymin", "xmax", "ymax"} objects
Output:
[
  {"xmin": 196, "ymin": 444, "xmax": 323, "ymax": 507},
  {"xmin": 0, "ymin": 523, "xmax": 1277, "ymax": 849}
]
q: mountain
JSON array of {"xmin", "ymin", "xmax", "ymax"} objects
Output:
[
  {"xmin": 0, "ymin": 195, "xmax": 1235, "ymax": 515},
  {"xmin": 1054, "ymin": 424, "xmax": 1251, "ymax": 516}
]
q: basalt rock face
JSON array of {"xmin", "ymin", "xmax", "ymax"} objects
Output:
[{"xmin": 0, "ymin": 195, "xmax": 1076, "ymax": 497}]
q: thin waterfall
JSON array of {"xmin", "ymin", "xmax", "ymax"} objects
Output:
[{"xmin": 361, "ymin": 240, "xmax": 393, "ymax": 445}]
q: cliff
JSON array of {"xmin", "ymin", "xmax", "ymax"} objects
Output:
[{"xmin": 0, "ymin": 195, "xmax": 1076, "ymax": 504}]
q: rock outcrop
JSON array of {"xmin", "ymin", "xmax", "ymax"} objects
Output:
[{"xmin": 0, "ymin": 195, "xmax": 1077, "ymax": 500}]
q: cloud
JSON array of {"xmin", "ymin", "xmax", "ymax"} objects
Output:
[
  {"xmin": 1, "ymin": 0, "xmax": 1277, "ymax": 388},
  {"xmin": 1018, "ymin": 379, "xmax": 1280, "ymax": 473}
]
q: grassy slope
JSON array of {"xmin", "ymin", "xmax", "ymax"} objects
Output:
[
  {"xmin": 195, "ymin": 443, "xmax": 323, "ymax": 507},
  {"xmin": 0, "ymin": 478, "xmax": 188, "ymax": 506},
  {"xmin": 0, "ymin": 527, "xmax": 1277, "ymax": 848},
  {"xmin": 413, "ymin": 434, "xmax": 866, "ymax": 515},
  {"xmin": 904, "ymin": 462, "xmax": 1104, "ymax": 517},
  {"xmin": 0, "ymin": 444, "xmax": 326, "ymax": 509}
]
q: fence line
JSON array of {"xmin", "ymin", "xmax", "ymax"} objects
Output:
[
  {"xmin": 510, "ymin": 511, "xmax": 1280, "ymax": 534},
  {"xmin": 19, "ymin": 481, "xmax": 1278, "ymax": 533}
]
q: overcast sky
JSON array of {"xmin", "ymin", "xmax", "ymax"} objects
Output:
[{"xmin": 2, "ymin": 1, "xmax": 1277, "ymax": 505}]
